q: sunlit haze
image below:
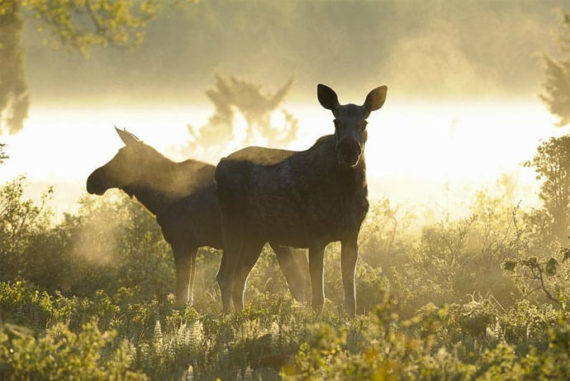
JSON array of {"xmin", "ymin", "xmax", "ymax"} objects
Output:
[
  {"xmin": 4, "ymin": 2, "xmax": 570, "ymax": 376},
  {"xmin": 1, "ymin": 98, "xmax": 563, "ymax": 218},
  {"xmin": 3, "ymin": 0, "xmax": 570, "ymax": 219}
]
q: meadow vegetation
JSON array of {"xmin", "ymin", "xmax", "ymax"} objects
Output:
[
  {"xmin": 1, "ymin": 2, "xmax": 569, "ymax": 379},
  {"xmin": 0, "ymin": 135, "xmax": 569, "ymax": 380}
]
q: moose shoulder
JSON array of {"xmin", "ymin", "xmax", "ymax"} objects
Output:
[{"xmin": 215, "ymin": 84, "xmax": 387, "ymax": 315}]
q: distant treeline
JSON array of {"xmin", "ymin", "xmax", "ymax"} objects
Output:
[{"xmin": 22, "ymin": 0, "xmax": 559, "ymax": 104}]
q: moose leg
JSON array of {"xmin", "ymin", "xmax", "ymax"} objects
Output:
[
  {"xmin": 309, "ymin": 245, "xmax": 326, "ymax": 311},
  {"xmin": 173, "ymin": 245, "xmax": 193, "ymax": 307},
  {"xmin": 188, "ymin": 248, "xmax": 197, "ymax": 306},
  {"xmin": 341, "ymin": 237, "xmax": 358, "ymax": 316},
  {"xmin": 231, "ymin": 240, "xmax": 264, "ymax": 311},
  {"xmin": 270, "ymin": 244, "xmax": 308, "ymax": 303},
  {"xmin": 217, "ymin": 224, "xmax": 244, "ymax": 314},
  {"xmin": 216, "ymin": 250, "xmax": 233, "ymax": 314}
]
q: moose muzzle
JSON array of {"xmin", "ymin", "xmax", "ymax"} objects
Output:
[
  {"xmin": 86, "ymin": 170, "xmax": 107, "ymax": 195},
  {"xmin": 337, "ymin": 139, "xmax": 362, "ymax": 167}
]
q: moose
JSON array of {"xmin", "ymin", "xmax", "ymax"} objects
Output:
[
  {"xmin": 86, "ymin": 128, "xmax": 308, "ymax": 307},
  {"xmin": 215, "ymin": 84, "xmax": 387, "ymax": 315}
]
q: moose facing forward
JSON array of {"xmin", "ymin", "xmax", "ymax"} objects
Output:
[{"xmin": 215, "ymin": 84, "xmax": 387, "ymax": 315}]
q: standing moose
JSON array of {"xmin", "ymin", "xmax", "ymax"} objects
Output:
[
  {"xmin": 86, "ymin": 128, "xmax": 308, "ymax": 307},
  {"xmin": 215, "ymin": 84, "xmax": 387, "ymax": 315}
]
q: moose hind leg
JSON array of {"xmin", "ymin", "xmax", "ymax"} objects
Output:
[
  {"xmin": 216, "ymin": 249, "xmax": 234, "ymax": 314},
  {"xmin": 231, "ymin": 240, "xmax": 264, "ymax": 311},
  {"xmin": 270, "ymin": 243, "xmax": 308, "ymax": 303},
  {"xmin": 217, "ymin": 224, "xmax": 245, "ymax": 313}
]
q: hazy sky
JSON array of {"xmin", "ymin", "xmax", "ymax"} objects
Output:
[
  {"xmin": 20, "ymin": 0, "xmax": 570, "ymax": 107},
  {"xmin": 5, "ymin": 0, "xmax": 570, "ymax": 218}
]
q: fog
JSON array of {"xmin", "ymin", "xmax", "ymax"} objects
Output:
[
  {"xmin": 3, "ymin": 0, "xmax": 570, "ymax": 218},
  {"xmin": 21, "ymin": 0, "xmax": 567, "ymax": 105}
]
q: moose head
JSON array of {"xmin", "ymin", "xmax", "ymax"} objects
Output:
[
  {"xmin": 317, "ymin": 84, "xmax": 387, "ymax": 168},
  {"xmin": 86, "ymin": 128, "xmax": 147, "ymax": 195}
]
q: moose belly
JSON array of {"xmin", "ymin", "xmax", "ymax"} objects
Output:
[
  {"xmin": 249, "ymin": 191, "xmax": 367, "ymax": 248},
  {"xmin": 220, "ymin": 155, "xmax": 370, "ymax": 248}
]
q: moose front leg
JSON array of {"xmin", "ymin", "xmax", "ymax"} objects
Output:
[
  {"xmin": 341, "ymin": 237, "xmax": 358, "ymax": 316},
  {"xmin": 309, "ymin": 245, "xmax": 325, "ymax": 312},
  {"xmin": 173, "ymin": 245, "xmax": 194, "ymax": 308}
]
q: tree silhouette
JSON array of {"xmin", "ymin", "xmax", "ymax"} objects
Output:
[
  {"xmin": 0, "ymin": 0, "xmax": 189, "ymax": 135},
  {"xmin": 541, "ymin": 10, "xmax": 570, "ymax": 126},
  {"xmin": 524, "ymin": 136, "xmax": 570, "ymax": 242},
  {"xmin": 529, "ymin": 10, "xmax": 570, "ymax": 242},
  {"xmin": 0, "ymin": 1, "xmax": 29, "ymax": 135},
  {"xmin": 187, "ymin": 75, "xmax": 298, "ymax": 160}
]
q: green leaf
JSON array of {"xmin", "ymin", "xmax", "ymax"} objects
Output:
[
  {"xmin": 545, "ymin": 258, "xmax": 558, "ymax": 276},
  {"xmin": 502, "ymin": 260, "xmax": 517, "ymax": 271}
]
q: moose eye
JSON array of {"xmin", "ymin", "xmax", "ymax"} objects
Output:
[
  {"xmin": 333, "ymin": 119, "xmax": 339, "ymax": 128},
  {"xmin": 361, "ymin": 121, "xmax": 368, "ymax": 130}
]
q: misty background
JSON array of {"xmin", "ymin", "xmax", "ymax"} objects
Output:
[
  {"xmin": 3, "ymin": 0, "xmax": 570, "ymax": 218},
  {"xmin": 22, "ymin": 0, "xmax": 566, "ymax": 104}
]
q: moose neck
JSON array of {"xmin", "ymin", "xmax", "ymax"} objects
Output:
[
  {"xmin": 337, "ymin": 153, "xmax": 368, "ymax": 199},
  {"xmin": 318, "ymin": 135, "xmax": 368, "ymax": 195},
  {"xmin": 122, "ymin": 185, "xmax": 174, "ymax": 216},
  {"xmin": 120, "ymin": 157, "xmax": 191, "ymax": 217}
]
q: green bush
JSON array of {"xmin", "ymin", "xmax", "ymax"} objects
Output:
[
  {"xmin": 0, "ymin": 322, "xmax": 146, "ymax": 380},
  {"xmin": 0, "ymin": 176, "xmax": 569, "ymax": 379}
]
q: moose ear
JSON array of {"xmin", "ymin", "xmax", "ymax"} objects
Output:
[
  {"xmin": 364, "ymin": 86, "xmax": 387, "ymax": 112},
  {"xmin": 317, "ymin": 84, "xmax": 340, "ymax": 111},
  {"xmin": 115, "ymin": 126, "xmax": 140, "ymax": 146}
]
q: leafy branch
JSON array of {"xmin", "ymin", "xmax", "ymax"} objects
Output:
[{"xmin": 503, "ymin": 251, "xmax": 569, "ymax": 306}]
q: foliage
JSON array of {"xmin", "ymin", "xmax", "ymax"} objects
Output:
[
  {"xmin": 0, "ymin": 0, "xmax": 196, "ymax": 135},
  {"xmin": 22, "ymin": 0, "xmax": 160, "ymax": 57},
  {"xmin": 0, "ymin": 172, "xmax": 569, "ymax": 379},
  {"xmin": 358, "ymin": 198, "xmax": 415, "ymax": 270},
  {"xmin": 503, "ymin": 250, "xmax": 569, "ymax": 306},
  {"xmin": 0, "ymin": 322, "xmax": 146, "ymax": 380},
  {"xmin": 379, "ymin": 190, "xmax": 530, "ymax": 317},
  {"xmin": 286, "ymin": 297, "xmax": 570, "ymax": 380},
  {"xmin": 524, "ymin": 135, "xmax": 570, "ymax": 242},
  {"xmin": 0, "ymin": 176, "xmax": 53, "ymax": 279}
]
